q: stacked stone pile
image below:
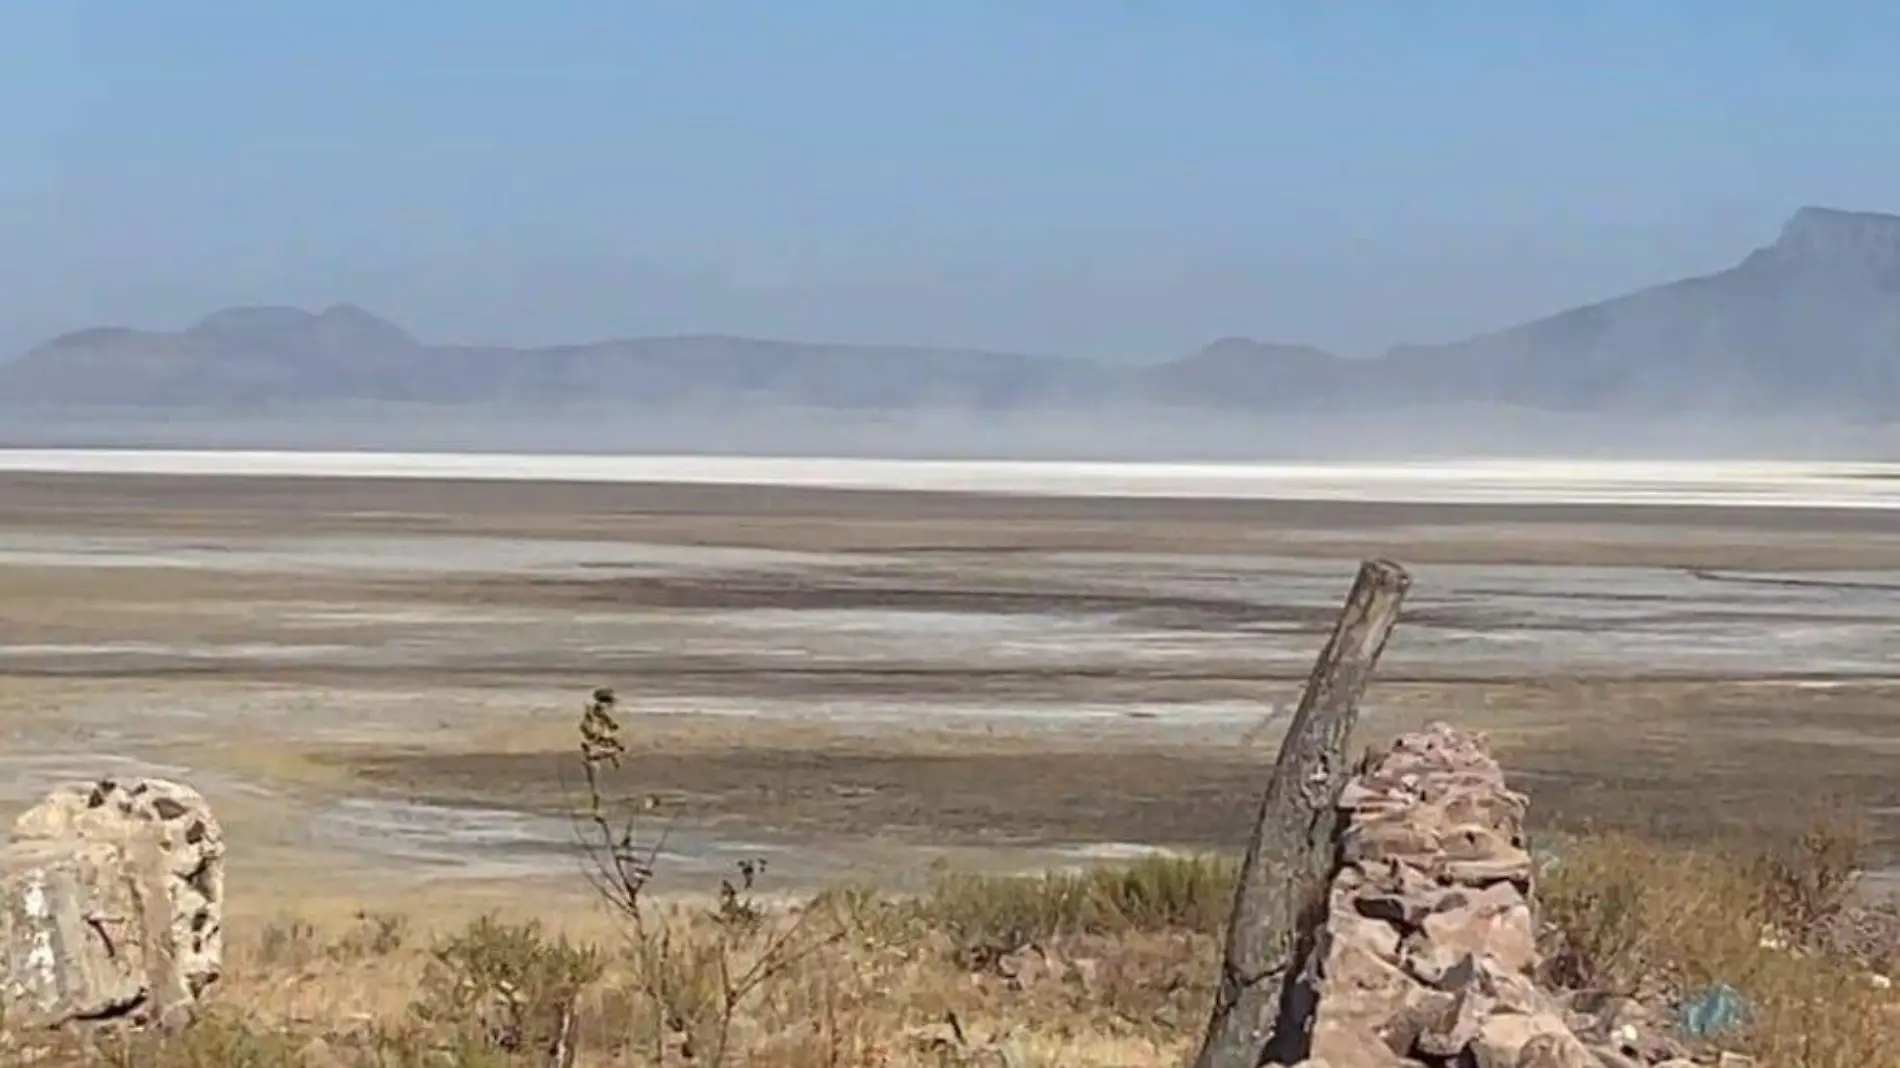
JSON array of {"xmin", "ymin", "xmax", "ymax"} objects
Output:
[{"xmin": 1283, "ymin": 724, "xmax": 1746, "ymax": 1068}]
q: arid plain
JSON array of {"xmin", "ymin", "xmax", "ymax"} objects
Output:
[{"xmin": 5, "ymin": 466, "xmax": 1900, "ymax": 923}]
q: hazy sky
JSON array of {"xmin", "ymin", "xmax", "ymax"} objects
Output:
[{"xmin": 2, "ymin": 3, "xmax": 1896, "ymax": 361}]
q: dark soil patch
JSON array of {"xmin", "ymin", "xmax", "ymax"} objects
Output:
[{"xmin": 344, "ymin": 745, "xmax": 1270, "ymax": 850}]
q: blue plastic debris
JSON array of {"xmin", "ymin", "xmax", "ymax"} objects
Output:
[{"xmin": 1678, "ymin": 983, "xmax": 1753, "ymax": 1038}]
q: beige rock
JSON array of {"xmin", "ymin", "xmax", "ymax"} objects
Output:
[
  {"xmin": 1371, "ymin": 985, "xmax": 1458, "ymax": 1060},
  {"xmin": 1343, "ymin": 815, "xmax": 1445, "ymax": 865},
  {"xmin": 1353, "ymin": 884, "xmax": 1472, "ymax": 930},
  {"xmin": 1471, "ymin": 1012, "xmax": 1582, "ymax": 1068},
  {"xmin": 0, "ymin": 839, "xmax": 146, "ymax": 1028},
  {"xmin": 1354, "ymin": 857, "xmax": 1443, "ymax": 904},
  {"xmin": 1433, "ymin": 824, "xmax": 1535, "ymax": 887},
  {"xmin": 1337, "ymin": 779, "xmax": 1409, "ymax": 815},
  {"xmin": 1439, "ymin": 824, "xmax": 1522, "ymax": 863},
  {"xmin": 11, "ymin": 778, "xmax": 223, "ymax": 1000},
  {"xmin": 1407, "ymin": 889, "xmax": 1539, "ymax": 980},
  {"xmin": 1313, "ymin": 931, "xmax": 1422, "ymax": 1019},
  {"xmin": 1479, "ymin": 964, "xmax": 1558, "ymax": 1017},
  {"xmin": 1436, "ymin": 787, "xmax": 1530, "ymax": 830},
  {"xmin": 1305, "ymin": 931, "xmax": 1455, "ymax": 1065},
  {"xmin": 1307, "ymin": 1027, "xmax": 1431, "ymax": 1068},
  {"xmin": 2, "ymin": 777, "xmax": 223, "ymax": 1029},
  {"xmin": 1439, "ymin": 849, "xmax": 1534, "ymax": 887},
  {"xmin": 1510, "ymin": 1031, "xmax": 1596, "ymax": 1068},
  {"xmin": 1414, "ymin": 985, "xmax": 1490, "ymax": 1058}
]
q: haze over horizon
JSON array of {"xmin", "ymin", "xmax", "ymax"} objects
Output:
[{"xmin": 5, "ymin": 3, "xmax": 1899, "ymax": 363}]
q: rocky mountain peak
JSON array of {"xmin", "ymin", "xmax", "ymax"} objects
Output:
[{"xmin": 1764, "ymin": 206, "xmax": 1900, "ymax": 278}]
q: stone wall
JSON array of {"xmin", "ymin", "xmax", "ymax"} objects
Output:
[{"xmin": 1283, "ymin": 724, "xmax": 1734, "ymax": 1068}]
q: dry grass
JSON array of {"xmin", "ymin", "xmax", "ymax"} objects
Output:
[
  {"xmin": 1540, "ymin": 816, "xmax": 1900, "ymax": 1068},
  {"xmin": 43, "ymin": 857, "xmax": 1230, "ymax": 1068},
  {"xmin": 2, "ymin": 824, "xmax": 1885, "ymax": 1067}
]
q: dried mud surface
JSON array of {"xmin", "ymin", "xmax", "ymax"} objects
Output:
[{"xmin": 3, "ymin": 472, "xmax": 1898, "ymax": 907}]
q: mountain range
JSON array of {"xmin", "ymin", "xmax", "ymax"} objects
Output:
[{"xmin": 4, "ymin": 206, "xmax": 1899, "ymax": 419}]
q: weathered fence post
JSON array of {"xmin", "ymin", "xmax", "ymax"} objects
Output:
[{"xmin": 1193, "ymin": 558, "xmax": 1411, "ymax": 1068}]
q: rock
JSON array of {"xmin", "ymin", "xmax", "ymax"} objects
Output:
[
  {"xmin": 1471, "ymin": 1013, "xmax": 1587, "ymax": 1068},
  {"xmin": 1333, "ymin": 906, "xmax": 1405, "ymax": 960},
  {"xmin": 1374, "ymin": 985, "xmax": 1459, "ymax": 1061},
  {"xmin": 1407, "ymin": 884, "xmax": 1539, "ymax": 981},
  {"xmin": 11, "ymin": 778, "xmax": 223, "ymax": 1001},
  {"xmin": 1306, "ymin": 930, "xmax": 1433, "ymax": 1045},
  {"xmin": 1478, "ymin": 962, "xmax": 1558, "ymax": 1017},
  {"xmin": 0, "ymin": 839, "xmax": 146, "ymax": 1027},
  {"xmin": 1414, "ymin": 985, "xmax": 1490, "ymax": 1058},
  {"xmin": 1509, "ymin": 1031, "xmax": 1597, "ymax": 1068},
  {"xmin": 0, "ymin": 778, "xmax": 223, "ymax": 1029},
  {"xmin": 1439, "ymin": 849, "xmax": 1534, "ymax": 887},
  {"xmin": 1343, "ymin": 815, "xmax": 1444, "ymax": 865}
]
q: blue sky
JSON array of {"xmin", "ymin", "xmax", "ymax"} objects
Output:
[{"xmin": 1, "ymin": 3, "xmax": 1895, "ymax": 359}]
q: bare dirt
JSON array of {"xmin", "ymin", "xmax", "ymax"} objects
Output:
[{"xmin": 4, "ymin": 472, "xmax": 1900, "ymax": 912}]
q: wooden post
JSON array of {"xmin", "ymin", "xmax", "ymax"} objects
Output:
[{"xmin": 1193, "ymin": 558, "xmax": 1411, "ymax": 1068}]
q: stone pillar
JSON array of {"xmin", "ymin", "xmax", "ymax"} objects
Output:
[{"xmin": 1, "ymin": 777, "xmax": 224, "ymax": 1030}]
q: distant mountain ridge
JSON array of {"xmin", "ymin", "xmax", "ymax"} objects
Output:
[
  {"xmin": 1381, "ymin": 207, "xmax": 1900, "ymax": 416},
  {"xmin": 5, "ymin": 206, "xmax": 1899, "ymax": 416}
]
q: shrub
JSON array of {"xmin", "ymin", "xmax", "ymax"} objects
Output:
[
  {"xmin": 923, "ymin": 853, "xmax": 1236, "ymax": 967},
  {"xmin": 410, "ymin": 915, "xmax": 605, "ymax": 1060},
  {"xmin": 1539, "ymin": 832, "xmax": 1900, "ymax": 1068}
]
